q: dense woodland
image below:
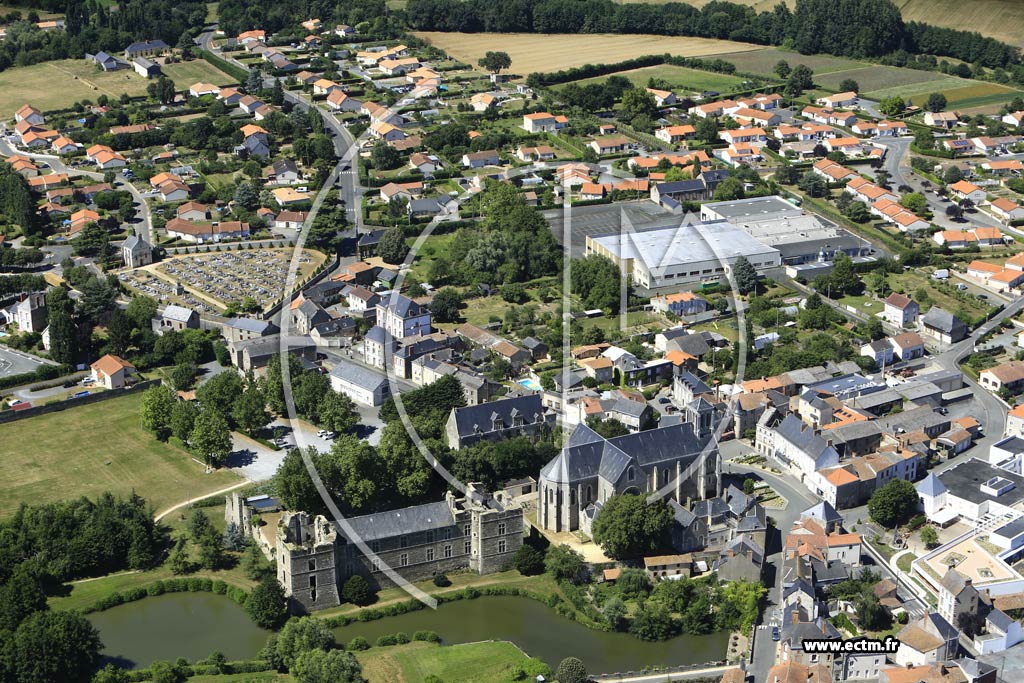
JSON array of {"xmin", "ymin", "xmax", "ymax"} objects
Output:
[
  {"xmin": 405, "ymin": 0, "xmax": 1020, "ymax": 69},
  {"xmin": 215, "ymin": 0, "xmax": 388, "ymax": 38}
]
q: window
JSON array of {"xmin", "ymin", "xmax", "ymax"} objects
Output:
[
  {"xmin": 399, "ymin": 553, "xmax": 408, "ymax": 567},
  {"xmin": 442, "ymin": 528, "xmax": 451, "ymax": 540},
  {"xmin": 309, "ymin": 575, "xmax": 316, "ymax": 588},
  {"xmin": 370, "ymin": 540, "xmax": 380, "ymax": 553},
  {"xmin": 425, "ymin": 530, "xmax": 434, "ymax": 543},
  {"xmin": 308, "ymin": 559, "xmax": 316, "ymax": 571},
  {"xmin": 464, "ymin": 524, "xmax": 471, "ymax": 537},
  {"xmin": 444, "ymin": 544, "xmax": 452, "ymax": 558},
  {"xmin": 465, "ymin": 541, "xmax": 472, "ymax": 555},
  {"xmin": 498, "ymin": 539, "xmax": 507, "ymax": 553},
  {"xmin": 426, "ymin": 548, "xmax": 434, "ymax": 561},
  {"xmin": 627, "ymin": 467, "xmax": 635, "ymax": 482},
  {"xmin": 399, "ymin": 535, "xmax": 408, "ymax": 549},
  {"xmin": 371, "ymin": 558, "xmax": 380, "ymax": 572},
  {"xmin": 497, "ymin": 522, "xmax": 506, "ymax": 535}
]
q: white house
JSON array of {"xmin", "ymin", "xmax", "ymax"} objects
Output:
[{"xmin": 329, "ymin": 361, "xmax": 390, "ymax": 406}]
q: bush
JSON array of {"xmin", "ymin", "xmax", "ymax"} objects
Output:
[
  {"xmin": 513, "ymin": 545, "xmax": 545, "ymax": 576},
  {"xmin": 432, "ymin": 574, "xmax": 451, "ymax": 587},
  {"xmin": 346, "ymin": 636, "xmax": 369, "ymax": 651},
  {"xmin": 413, "ymin": 630, "xmax": 441, "ymax": 642},
  {"xmin": 376, "ymin": 634, "xmax": 398, "ymax": 646},
  {"xmin": 342, "ymin": 575, "xmax": 375, "ymax": 606}
]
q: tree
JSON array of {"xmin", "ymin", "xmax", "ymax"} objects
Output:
[
  {"xmin": 0, "ymin": 570, "xmax": 47, "ymax": 632},
  {"xmin": 171, "ymin": 400, "xmax": 199, "ymax": 444},
  {"xmin": 275, "ymin": 448, "xmax": 322, "ymax": 513},
  {"xmin": 695, "ymin": 116, "xmax": 719, "ymax": 143},
  {"xmin": 342, "ymin": 575, "xmax": 374, "ymax": 606},
  {"xmin": 868, "ymin": 478, "xmax": 919, "ymax": 528},
  {"xmin": 544, "ymin": 544, "xmax": 585, "ymax": 583},
  {"xmin": 169, "ymin": 362, "xmax": 198, "ymax": 391},
  {"xmin": 620, "ymin": 87, "xmax": 657, "ymax": 122},
  {"xmin": 234, "ymin": 181, "xmax": 258, "ymax": 210},
  {"xmin": 195, "ymin": 371, "xmax": 244, "ymax": 420},
  {"xmin": 592, "ymin": 493, "xmax": 673, "ymax": 559},
  {"xmin": 126, "ymin": 294, "xmax": 159, "ymax": 330},
  {"xmin": 713, "ymin": 177, "xmax": 744, "ymax": 201},
  {"xmin": 774, "ymin": 59, "xmax": 791, "ymax": 78},
  {"xmin": 630, "ymin": 602, "xmax": 680, "ymax": 641},
  {"xmin": 106, "ymin": 308, "xmax": 133, "ymax": 356},
  {"xmin": 555, "ymin": 657, "xmax": 588, "ymax": 683},
  {"xmin": 378, "ymin": 227, "xmax": 408, "ymax": 265},
  {"xmin": 141, "ymin": 384, "xmax": 176, "ymax": 440},
  {"xmin": 920, "ymin": 525, "xmax": 939, "ymax": 548},
  {"xmin": 732, "ymin": 256, "xmax": 759, "ymax": 295},
  {"xmin": 477, "ymin": 51, "xmax": 511, "ymax": 75},
  {"xmin": 430, "ymin": 287, "xmax": 462, "ymax": 323},
  {"xmin": 276, "ymin": 617, "xmax": 336, "ymax": 670},
  {"xmin": 233, "ymin": 382, "xmax": 270, "ymax": 436},
  {"xmin": 586, "ymin": 417, "xmax": 630, "ymax": 439},
  {"xmin": 318, "ymin": 391, "xmax": 359, "ymax": 435},
  {"xmin": 943, "ymin": 165, "xmax": 963, "ymax": 184},
  {"xmin": 190, "ymin": 408, "xmax": 233, "ymax": 467},
  {"xmin": 603, "ymin": 596, "xmax": 628, "ymax": 631},
  {"xmin": 188, "ymin": 509, "xmax": 213, "ymax": 539},
  {"xmin": 370, "ymin": 141, "xmax": 401, "ymax": 171},
  {"xmin": 785, "ymin": 64, "xmax": 814, "ymax": 97},
  {"xmin": 512, "ymin": 544, "xmax": 545, "ymax": 576},
  {"xmin": 901, "ymin": 192, "xmax": 928, "ymax": 215},
  {"xmin": 292, "ymin": 649, "xmax": 366, "ymax": 683},
  {"xmin": 168, "ymin": 536, "xmax": 192, "ymax": 575},
  {"xmin": 774, "ymin": 164, "xmax": 799, "ymax": 185},
  {"xmin": 798, "ymin": 170, "xmax": 828, "ymax": 198},
  {"xmin": 838, "ymin": 79, "xmax": 859, "ymax": 93},
  {"xmin": 246, "ymin": 575, "xmax": 288, "ymax": 628},
  {"xmin": 6, "ymin": 610, "xmax": 102, "ymax": 683},
  {"xmin": 878, "ymin": 95, "xmax": 906, "ymax": 117},
  {"xmin": 47, "ymin": 295, "xmax": 78, "ymax": 365},
  {"xmin": 926, "ymin": 92, "xmax": 948, "ymax": 113},
  {"xmin": 197, "ymin": 529, "xmax": 226, "ymax": 570}
]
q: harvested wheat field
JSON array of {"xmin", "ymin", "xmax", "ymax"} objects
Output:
[{"xmin": 415, "ymin": 32, "xmax": 761, "ymax": 75}]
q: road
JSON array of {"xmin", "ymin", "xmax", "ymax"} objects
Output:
[{"xmin": 0, "ymin": 137, "xmax": 154, "ymax": 245}]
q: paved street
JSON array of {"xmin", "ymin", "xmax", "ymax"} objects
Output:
[{"xmin": 0, "ymin": 344, "xmax": 52, "ymax": 378}]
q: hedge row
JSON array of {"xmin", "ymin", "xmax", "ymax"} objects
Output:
[
  {"xmin": 123, "ymin": 659, "xmax": 273, "ymax": 682},
  {"xmin": 83, "ymin": 578, "xmax": 249, "ymax": 614},
  {"xmin": 0, "ymin": 363, "xmax": 71, "ymax": 391}
]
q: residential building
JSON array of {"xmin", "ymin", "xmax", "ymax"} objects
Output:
[
  {"xmin": 90, "ymin": 353, "xmax": 135, "ymax": 389},
  {"xmin": 920, "ymin": 307, "xmax": 968, "ymax": 344},
  {"xmin": 376, "ymin": 293, "xmax": 430, "ymax": 339},
  {"xmin": 329, "ymin": 360, "xmax": 390, "ymax": 406},
  {"xmin": 883, "ymin": 292, "xmax": 919, "ymax": 327},
  {"xmin": 445, "ymin": 394, "xmax": 553, "ymax": 449}
]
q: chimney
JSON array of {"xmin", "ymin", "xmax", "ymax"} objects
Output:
[{"xmin": 791, "ymin": 609, "xmax": 800, "ymax": 625}]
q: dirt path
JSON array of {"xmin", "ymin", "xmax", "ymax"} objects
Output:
[{"xmin": 154, "ymin": 480, "xmax": 251, "ymax": 521}]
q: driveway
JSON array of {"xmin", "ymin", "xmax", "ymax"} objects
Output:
[{"xmin": 225, "ymin": 431, "xmax": 285, "ymax": 481}]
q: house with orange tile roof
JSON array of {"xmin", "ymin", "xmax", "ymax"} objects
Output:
[
  {"xmin": 651, "ymin": 291, "xmax": 708, "ymax": 317},
  {"xmin": 578, "ymin": 182, "xmax": 608, "ymax": 201},
  {"xmin": 521, "ymin": 111, "xmax": 566, "ymax": 134},
  {"xmin": 645, "ymin": 87, "xmax": 676, "ymax": 107},
  {"xmin": 811, "ymin": 159, "xmax": 858, "ymax": 183},
  {"xmin": 1006, "ymin": 403, "xmax": 1024, "ymax": 438},
  {"xmin": 949, "ymin": 179, "xmax": 986, "ymax": 204},
  {"xmin": 990, "ymin": 196, "xmax": 1024, "ymax": 222},
  {"xmin": 90, "ymin": 354, "xmax": 136, "ymax": 389},
  {"xmin": 655, "ymin": 125, "xmax": 696, "ymax": 144}
]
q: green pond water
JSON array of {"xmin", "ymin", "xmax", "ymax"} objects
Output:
[{"xmin": 90, "ymin": 592, "xmax": 729, "ymax": 673}]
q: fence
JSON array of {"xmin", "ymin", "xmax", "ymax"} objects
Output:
[{"xmin": 0, "ymin": 379, "xmax": 161, "ymax": 425}]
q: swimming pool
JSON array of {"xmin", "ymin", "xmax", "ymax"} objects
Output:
[{"xmin": 517, "ymin": 378, "xmax": 542, "ymax": 391}]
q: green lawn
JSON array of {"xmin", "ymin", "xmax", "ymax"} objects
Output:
[
  {"xmin": 358, "ymin": 641, "xmax": 546, "ymax": 683},
  {"xmin": 703, "ymin": 48, "xmax": 865, "ymax": 77},
  {"xmin": 896, "ymin": 553, "xmax": 918, "ymax": 573},
  {"xmin": 0, "ymin": 392, "xmax": 242, "ymax": 520},
  {"xmin": 565, "ymin": 64, "xmax": 747, "ymax": 93},
  {"xmin": 0, "ymin": 59, "xmax": 151, "ymax": 117},
  {"xmin": 162, "ymin": 59, "xmax": 238, "ymax": 88}
]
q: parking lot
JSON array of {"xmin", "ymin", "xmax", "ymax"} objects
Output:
[{"xmin": 0, "ymin": 345, "xmax": 49, "ymax": 379}]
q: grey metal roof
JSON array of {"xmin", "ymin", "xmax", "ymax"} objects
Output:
[
  {"xmin": 802, "ymin": 501, "xmax": 842, "ymax": 527},
  {"xmin": 916, "ymin": 472, "xmax": 946, "ymax": 497},
  {"xmin": 379, "ymin": 292, "xmax": 427, "ymax": 319},
  {"xmin": 364, "ymin": 325, "xmax": 388, "ymax": 345},
  {"xmin": 330, "ymin": 360, "xmax": 387, "ymax": 391},
  {"xmin": 344, "ymin": 500, "xmax": 455, "ymax": 542}
]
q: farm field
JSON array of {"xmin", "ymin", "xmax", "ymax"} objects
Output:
[
  {"xmin": 909, "ymin": 82, "xmax": 1024, "ymax": 110},
  {"xmin": 703, "ymin": 48, "xmax": 866, "ymax": 77},
  {"xmin": 414, "ymin": 32, "xmax": 762, "ymax": 75},
  {"xmin": 896, "ymin": 0, "xmax": 1024, "ymax": 48},
  {"xmin": 814, "ymin": 65, "xmax": 950, "ymax": 94},
  {"xmin": 0, "ymin": 392, "xmax": 243, "ymax": 520},
  {"xmin": 566, "ymin": 64, "xmax": 748, "ymax": 93},
  {"xmin": 161, "ymin": 59, "xmax": 237, "ymax": 88},
  {"xmin": 613, "ymin": 0, "xmax": 1024, "ymax": 47},
  {"xmin": 0, "ymin": 59, "xmax": 151, "ymax": 116},
  {"xmin": 357, "ymin": 641, "xmax": 544, "ymax": 683}
]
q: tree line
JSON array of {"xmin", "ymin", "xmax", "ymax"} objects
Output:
[{"xmin": 406, "ymin": 0, "xmax": 1020, "ymax": 68}]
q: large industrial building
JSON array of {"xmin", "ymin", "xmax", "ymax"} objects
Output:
[
  {"xmin": 585, "ymin": 220, "xmax": 781, "ymax": 291},
  {"xmin": 700, "ymin": 196, "xmax": 874, "ymax": 266}
]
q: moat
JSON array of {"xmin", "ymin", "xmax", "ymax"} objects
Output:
[{"xmin": 90, "ymin": 593, "xmax": 730, "ymax": 672}]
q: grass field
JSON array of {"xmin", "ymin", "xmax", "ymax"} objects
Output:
[
  {"xmin": 161, "ymin": 59, "xmax": 238, "ymax": 88},
  {"xmin": 896, "ymin": 0, "xmax": 1024, "ymax": 48},
  {"xmin": 612, "ymin": 0, "xmax": 1024, "ymax": 48},
  {"xmin": 567, "ymin": 64, "xmax": 748, "ymax": 93},
  {"xmin": 912, "ymin": 82, "xmax": 1024, "ymax": 110},
  {"xmin": 358, "ymin": 641, "xmax": 544, "ymax": 683},
  {"xmin": 704, "ymin": 48, "xmax": 866, "ymax": 76},
  {"xmin": 0, "ymin": 4, "xmax": 63, "ymax": 17},
  {"xmin": 814, "ymin": 65, "xmax": 950, "ymax": 94},
  {"xmin": 0, "ymin": 392, "xmax": 242, "ymax": 520},
  {"xmin": 0, "ymin": 59, "xmax": 152, "ymax": 117},
  {"xmin": 415, "ymin": 32, "xmax": 762, "ymax": 75}
]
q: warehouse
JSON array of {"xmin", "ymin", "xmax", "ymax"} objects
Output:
[
  {"xmin": 700, "ymin": 196, "xmax": 874, "ymax": 265},
  {"xmin": 585, "ymin": 221, "xmax": 781, "ymax": 291}
]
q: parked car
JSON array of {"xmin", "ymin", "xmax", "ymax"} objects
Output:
[{"xmin": 772, "ymin": 626, "xmax": 780, "ymax": 641}]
